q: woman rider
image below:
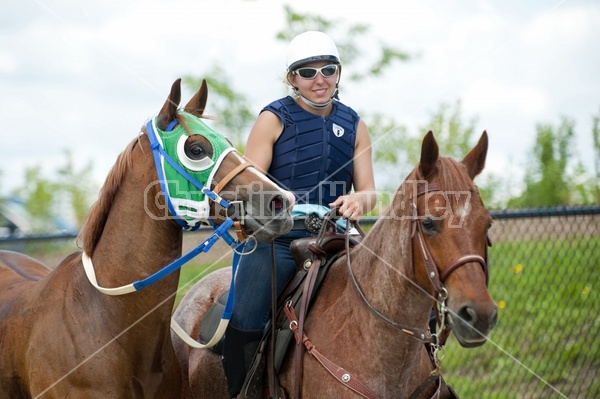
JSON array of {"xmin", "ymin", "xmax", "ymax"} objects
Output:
[{"xmin": 223, "ymin": 31, "xmax": 377, "ymax": 398}]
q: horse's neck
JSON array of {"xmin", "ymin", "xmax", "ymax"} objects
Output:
[
  {"xmin": 90, "ymin": 149, "xmax": 183, "ymax": 300},
  {"xmin": 319, "ymin": 223, "xmax": 434, "ymax": 388},
  {"xmin": 351, "ymin": 229, "xmax": 432, "ymax": 329}
]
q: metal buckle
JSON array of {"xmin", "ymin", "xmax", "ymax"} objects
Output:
[{"xmin": 304, "ymin": 214, "xmax": 323, "ymax": 233}]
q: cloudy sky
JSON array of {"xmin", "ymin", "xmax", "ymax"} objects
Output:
[{"xmin": 1, "ymin": 0, "xmax": 599, "ymax": 196}]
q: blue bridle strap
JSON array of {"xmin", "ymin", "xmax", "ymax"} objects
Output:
[{"xmin": 132, "ymin": 218, "xmax": 237, "ymax": 291}]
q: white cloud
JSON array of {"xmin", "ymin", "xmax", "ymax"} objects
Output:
[
  {"xmin": 523, "ymin": 5, "xmax": 597, "ymax": 45},
  {"xmin": 463, "ymin": 80, "xmax": 546, "ymax": 116},
  {"xmin": 0, "ymin": 51, "xmax": 18, "ymax": 73},
  {"xmin": 1, "ymin": 0, "xmax": 598, "ymax": 196}
]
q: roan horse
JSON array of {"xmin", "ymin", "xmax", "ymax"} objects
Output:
[
  {"xmin": 173, "ymin": 131, "xmax": 498, "ymax": 398},
  {"xmin": 0, "ymin": 79, "xmax": 293, "ymax": 398}
]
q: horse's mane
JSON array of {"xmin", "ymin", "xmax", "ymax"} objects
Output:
[{"xmin": 78, "ymin": 135, "xmax": 141, "ymax": 256}]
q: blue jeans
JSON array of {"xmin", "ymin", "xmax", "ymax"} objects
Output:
[{"xmin": 230, "ymin": 229, "xmax": 315, "ymax": 331}]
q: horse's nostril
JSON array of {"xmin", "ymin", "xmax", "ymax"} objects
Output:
[
  {"xmin": 270, "ymin": 196, "xmax": 283, "ymax": 213},
  {"xmin": 458, "ymin": 306, "xmax": 477, "ymax": 324}
]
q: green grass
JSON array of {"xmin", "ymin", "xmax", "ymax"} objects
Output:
[
  {"xmin": 441, "ymin": 237, "xmax": 600, "ymax": 398},
  {"xmin": 175, "ymin": 258, "xmax": 230, "ymax": 307}
]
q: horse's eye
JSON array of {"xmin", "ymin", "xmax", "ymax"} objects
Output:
[
  {"xmin": 422, "ymin": 217, "xmax": 436, "ymax": 232},
  {"xmin": 177, "ymin": 135, "xmax": 215, "ymax": 171},
  {"xmin": 185, "ymin": 141, "xmax": 212, "ymax": 161}
]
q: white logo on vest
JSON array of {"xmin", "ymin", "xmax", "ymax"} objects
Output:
[{"xmin": 332, "ymin": 123, "xmax": 344, "ymax": 137}]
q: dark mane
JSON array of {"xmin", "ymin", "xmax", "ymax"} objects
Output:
[{"xmin": 78, "ymin": 135, "xmax": 141, "ymax": 256}]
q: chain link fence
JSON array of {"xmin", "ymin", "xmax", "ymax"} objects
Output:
[{"xmin": 442, "ymin": 206, "xmax": 600, "ymax": 399}]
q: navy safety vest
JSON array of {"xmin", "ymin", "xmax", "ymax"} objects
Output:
[{"xmin": 264, "ymin": 96, "xmax": 359, "ymax": 206}]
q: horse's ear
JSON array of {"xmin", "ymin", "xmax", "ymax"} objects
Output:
[
  {"xmin": 183, "ymin": 79, "xmax": 208, "ymax": 118},
  {"xmin": 157, "ymin": 79, "xmax": 182, "ymax": 130},
  {"xmin": 462, "ymin": 131, "xmax": 488, "ymax": 179},
  {"xmin": 419, "ymin": 131, "xmax": 439, "ymax": 179}
]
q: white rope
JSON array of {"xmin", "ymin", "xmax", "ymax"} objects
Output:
[
  {"xmin": 81, "ymin": 252, "xmax": 136, "ymax": 296},
  {"xmin": 170, "ymin": 317, "xmax": 229, "ymax": 349}
]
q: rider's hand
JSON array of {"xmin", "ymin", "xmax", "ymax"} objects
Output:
[{"xmin": 329, "ymin": 194, "xmax": 363, "ymax": 222}]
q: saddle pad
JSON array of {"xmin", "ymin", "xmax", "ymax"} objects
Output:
[{"xmin": 199, "ymin": 291, "xmax": 229, "ymax": 350}]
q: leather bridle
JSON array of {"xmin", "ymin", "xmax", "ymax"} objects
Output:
[{"xmin": 348, "ymin": 183, "xmax": 490, "ymax": 346}]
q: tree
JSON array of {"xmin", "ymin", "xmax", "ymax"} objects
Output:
[
  {"xmin": 276, "ymin": 5, "xmax": 410, "ymax": 84},
  {"xmin": 406, "ymin": 100, "xmax": 478, "ymax": 166},
  {"xmin": 12, "ymin": 150, "xmax": 96, "ymax": 231},
  {"xmin": 508, "ymin": 118, "xmax": 575, "ymax": 208},
  {"xmin": 180, "ymin": 5, "xmax": 598, "ymax": 210},
  {"xmin": 15, "ymin": 167, "xmax": 55, "ymax": 231},
  {"xmin": 55, "ymin": 150, "xmax": 96, "ymax": 227},
  {"xmin": 182, "ymin": 5, "xmax": 412, "ymax": 153},
  {"xmin": 592, "ymin": 108, "xmax": 600, "ymax": 203}
]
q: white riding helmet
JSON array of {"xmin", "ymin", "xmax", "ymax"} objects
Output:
[
  {"xmin": 286, "ymin": 31, "xmax": 341, "ymax": 109},
  {"xmin": 286, "ymin": 31, "xmax": 340, "ymax": 72}
]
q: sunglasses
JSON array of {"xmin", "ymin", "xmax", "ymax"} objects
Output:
[{"xmin": 294, "ymin": 64, "xmax": 339, "ymax": 79}]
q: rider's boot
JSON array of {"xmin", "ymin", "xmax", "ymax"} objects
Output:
[{"xmin": 222, "ymin": 324, "xmax": 263, "ymax": 398}]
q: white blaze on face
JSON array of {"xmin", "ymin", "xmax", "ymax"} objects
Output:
[
  {"xmin": 448, "ymin": 191, "xmax": 472, "ymax": 228},
  {"xmin": 459, "ymin": 201, "xmax": 471, "ymax": 219}
]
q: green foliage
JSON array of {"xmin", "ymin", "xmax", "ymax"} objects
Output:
[
  {"xmin": 409, "ymin": 100, "xmax": 478, "ymax": 165},
  {"xmin": 509, "ymin": 118, "xmax": 577, "ymax": 208},
  {"xmin": 55, "ymin": 150, "xmax": 96, "ymax": 226},
  {"xmin": 12, "ymin": 150, "xmax": 96, "ymax": 230},
  {"xmin": 367, "ymin": 112, "xmax": 409, "ymax": 164},
  {"xmin": 592, "ymin": 108, "xmax": 600, "ymax": 203},
  {"xmin": 16, "ymin": 167, "xmax": 55, "ymax": 228}
]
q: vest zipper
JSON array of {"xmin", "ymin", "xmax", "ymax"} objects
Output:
[{"xmin": 319, "ymin": 117, "xmax": 328, "ymax": 186}]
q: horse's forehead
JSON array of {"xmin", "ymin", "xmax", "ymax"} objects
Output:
[{"xmin": 456, "ymin": 199, "xmax": 471, "ymax": 219}]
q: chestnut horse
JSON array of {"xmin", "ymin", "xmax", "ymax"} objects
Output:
[
  {"xmin": 0, "ymin": 79, "xmax": 293, "ymax": 398},
  {"xmin": 173, "ymin": 131, "xmax": 498, "ymax": 398}
]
